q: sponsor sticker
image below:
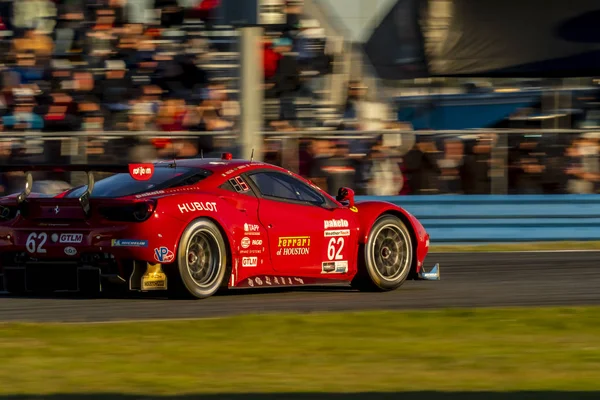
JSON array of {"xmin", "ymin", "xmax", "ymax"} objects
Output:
[
  {"xmin": 324, "ymin": 229, "xmax": 350, "ymax": 237},
  {"xmin": 178, "ymin": 202, "xmax": 218, "ymax": 213},
  {"xmin": 111, "ymin": 239, "xmax": 148, "ymax": 247},
  {"xmin": 141, "ymin": 263, "xmax": 167, "ymax": 290},
  {"xmin": 349, "ymin": 206, "xmax": 358, "ymax": 212},
  {"xmin": 136, "ymin": 190, "xmax": 165, "ymax": 198},
  {"xmin": 241, "ymin": 237, "xmax": 251, "ymax": 249},
  {"xmin": 58, "ymin": 233, "xmax": 83, "ymax": 243},
  {"xmin": 321, "ymin": 260, "xmax": 348, "ymax": 274},
  {"xmin": 154, "ymin": 246, "xmax": 175, "ymax": 263},
  {"xmin": 251, "ymin": 239, "xmax": 262, "ymax": 246},
  {"xmin": 244, "ymin": 276, "xmax": 304, "ymax": 287},
  {"xmin": 276, "ymin": 236, "xmax": 310, "ymax": 256},
  {"xmin": 242, "ymin": 256, "xmax": 258, "ymax": 267},
  {"xmin": 129, "ymin": 164, "xmax": 154, "ymax": 181},
  {"xmin": 324, "ymin": 219, "xmax": 349, "ymax": 229},
  {"xmin": 244, "ymin": 223, "xmax": 260, "ymax": 232},
  {"xmin": 64, "ymin": 246, "xmax": 77, "ymax": 256}
]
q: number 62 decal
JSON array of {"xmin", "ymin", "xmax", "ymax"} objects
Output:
[
  {"xmin": 327, "ymin": 237, "xmax": 344, "ymax": 260},
  {"xmin": 26, "ymin": 232, "xmax": 48, "ymax": 254}
]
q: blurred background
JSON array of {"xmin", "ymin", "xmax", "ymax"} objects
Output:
[{"xmin": 1, "ymin": 0, "xmax": 600, "ymax": 197}]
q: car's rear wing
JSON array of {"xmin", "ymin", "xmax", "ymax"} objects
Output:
[{"xmin": 0, "ymin": 163, "xmax": 155, "ymax": 215}]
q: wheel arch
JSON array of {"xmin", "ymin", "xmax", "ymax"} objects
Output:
[
  {"xmin": 376, "ymin": 210, "xmax": 419, "ymax": 278},
  {"xmin": 172, "ymin": 215, "xmax": 234, "ymax": 296},
  {"xmin": 354, "ymin": 201, "xmax": 429, "ymax": 279}
]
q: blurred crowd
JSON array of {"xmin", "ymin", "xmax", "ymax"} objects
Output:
[
  {"xmin": 0, "ymin": 0, "xmax": 598, "ymax": 197},
  {"xmin": 278, "ymin": 130, "xmax": 600, "ymax": 196},
  {"xmin": 0, "ymin": 0, "xmax": 336, "ymax": 153}
]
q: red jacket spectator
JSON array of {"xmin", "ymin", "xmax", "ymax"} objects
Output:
[{"xmin": 263, "ymin": 43, "xmax": 281, "ymax": 79}]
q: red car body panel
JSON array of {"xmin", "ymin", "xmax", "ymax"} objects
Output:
[{"xmin": 0, "ymin": 157, "xmax": 432, "ymax": 292}]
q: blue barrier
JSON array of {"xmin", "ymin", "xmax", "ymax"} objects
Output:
[{"xmin": 356, "ymin": 195, "xmax": 600, "ymax": 243}]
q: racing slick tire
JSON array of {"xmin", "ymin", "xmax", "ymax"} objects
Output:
[
  {"xmin": 167, "ymin": 218, "xmax": 231, "ymax": 299},
  {"xmin": 351, "ymin": 214, "xmax": 413, "ymax": 292}
]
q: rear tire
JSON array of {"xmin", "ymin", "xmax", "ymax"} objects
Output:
[
  {"xmin": 168, "ymin": 218, "xmax": 230, "ymax": 299},
  {"xmin": 351, "ymin": 215, "xmax": 413, "ymax": 292}
]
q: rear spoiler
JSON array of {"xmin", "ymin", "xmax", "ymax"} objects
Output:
[{"xmin": 0, "ymin": 163, "xmax": 155, "ymax": 215}]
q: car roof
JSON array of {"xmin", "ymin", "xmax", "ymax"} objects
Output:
[{"xmin": 153, "ymin": 158, "xmax": 286, "ymax": 178}]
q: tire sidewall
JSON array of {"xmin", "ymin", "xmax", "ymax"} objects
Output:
[
  {"xmin": 176, "ymin": 218, "xmax": 228, "ymax": 299},
  {"xmin": 364, "ymin": 215, "xmax": 413, "ymax": 290}
]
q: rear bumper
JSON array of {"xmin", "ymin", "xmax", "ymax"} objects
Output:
[{"xmin": 0, "ymin": 222, "xmax": 175, "ymax": 265}]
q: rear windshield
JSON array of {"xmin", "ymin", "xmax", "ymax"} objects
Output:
[{"xmin": 66, "ymin": 167, "xmax": 211, "ymax": 198}]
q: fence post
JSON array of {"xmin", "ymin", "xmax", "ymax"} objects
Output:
[
  {"xmin": 239, "ymin": 26, "xmax": 264, "ymax": 161},
  {"xmin": 491, "ymin": 131, "xmax": 509, "ymax": 194}
]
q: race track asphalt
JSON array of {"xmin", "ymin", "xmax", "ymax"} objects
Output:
[{"xmin": 1, "ymin": 251, "xmax": 599, "ymax": 323}]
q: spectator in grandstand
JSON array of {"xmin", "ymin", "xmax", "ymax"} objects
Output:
[
  {"xmin": 265, "ymin": 37, "xmax": 300, "ymax": 121},
  {"xmin": 12, "ymin": 29, "xmax": 53, "ymax": 56},
  {"xmin": 437, "ymin": 137, "xmax": 471, "ymax": 194},
  {"xmin": 565, "ymin": 133, "xmax": 600, "ymax": 194},
  {"xmin": 294, "ymin": 18, "xmax": 331, "ymax": 75},
  {"xmin": 2, "ymin": 88, "xmax": 44, "ymax": 131},
  {"xmin": 403, "ymin": 136, "xmax": 441, "ymax": 194},
  {"xmin": 40, "ymin": 91, "xmax": 80, "ymax": 132},
  {"xmin": 12, "ymin": 0, "xmax": 56, "ymax": 37},
  {"xmin": 305, "ymin": 138, "xmax": 331, "ymax": 193},
  {"xmin": 463, "ymin": 134, "xmax": 494, "ymax": 194},
  {"xmin": 509, "ymin": 136, "xmax": 546, "ymax": 194},
  {"xmin": 97, "ymin": 59, "xmax": 133, "ymax": 129},
  {"xmin": 355, "ymin": 136, "xmax": 403, "ymax": 196}
]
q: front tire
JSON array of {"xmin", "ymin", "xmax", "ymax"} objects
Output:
[
  {"xmin": 351, "ymin": 214, "xmax": 413, "ymax": 292},
  {"xmin": 169, "ymin": 218, "xmax": 230, "ymax": 299}
]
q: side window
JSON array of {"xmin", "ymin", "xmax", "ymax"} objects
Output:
[{"xmin": 248, "ymin": 171, "xmax": 326, "ymax": 205}]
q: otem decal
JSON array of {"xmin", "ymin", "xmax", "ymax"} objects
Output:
[
  {"xmin": 64, "ymin": 246, "xmax": 77, "ymax": 256},
  {"xmin": 154, "ymin": 246, "xmax": 175, "ymax": 263},
  {"xmin": 178, "ymin": 202, "xmax": 218, "ymax": 213}
]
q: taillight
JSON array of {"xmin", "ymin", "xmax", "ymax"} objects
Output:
[
  {"xmin": 0, "ymin": 205, "xmax": 19, "ymax": 221},
  {"xmin": 133, "ymin": 200, "xmax": 156, "ymax": 221},
  {"xmin": 99, "ymin": 200, "xmax": 157, "ymax": 222}
]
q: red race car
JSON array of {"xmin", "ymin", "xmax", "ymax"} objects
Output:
[{"xmin": 0, "ymin": 153, "xmax": 439, "ymax": 298}]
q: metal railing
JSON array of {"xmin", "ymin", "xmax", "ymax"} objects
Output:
[{"xmin": 0, "ymin": 128, "xmax": 596, "ymax": 196}]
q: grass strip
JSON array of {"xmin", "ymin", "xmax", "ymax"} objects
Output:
[
  {"xmin": 1, "ymin": 307, "xmax": 600, "ymax": 396},
  {"xmin": 430, "ymin": 241, "xmax": 600, "ymax": 252}
]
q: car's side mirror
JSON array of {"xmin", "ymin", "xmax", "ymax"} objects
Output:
[{"xmin": 336, "ymin": 187, "xmax": 356, "ymax": 211}]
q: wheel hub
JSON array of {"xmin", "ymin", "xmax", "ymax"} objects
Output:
[
  {"xmin": 381, "ymin": 247, "xmax": 391, "ymax": 259},
  {"xmin": 188, "ymin": 251, "xmax": 198, "ymax": 264}
]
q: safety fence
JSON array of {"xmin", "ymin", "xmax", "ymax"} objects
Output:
[
  {"xmin": 357, "ymin": 194, "xmax": 600, "ymax": 243},
  {"xmin": 0, "ymin": 128, "xmax": 596, "ymax": 197}
]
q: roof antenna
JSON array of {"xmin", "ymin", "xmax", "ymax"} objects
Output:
[
  {"xmin": 250, "ymin": 148, "xmax": 254, "ymax": 163},
  {"xmin": 200, "ymin": 149, "xmax": 204, "ymax": 159}
]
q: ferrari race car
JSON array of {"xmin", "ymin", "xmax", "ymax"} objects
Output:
[{"xmin": 0, "ymin": 153, "xmax": 439, "ymax": 299}]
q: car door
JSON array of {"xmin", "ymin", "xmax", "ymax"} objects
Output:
[{"xmin": 244, "ymin": 169, "xmax": 358, "ymax": 276}]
